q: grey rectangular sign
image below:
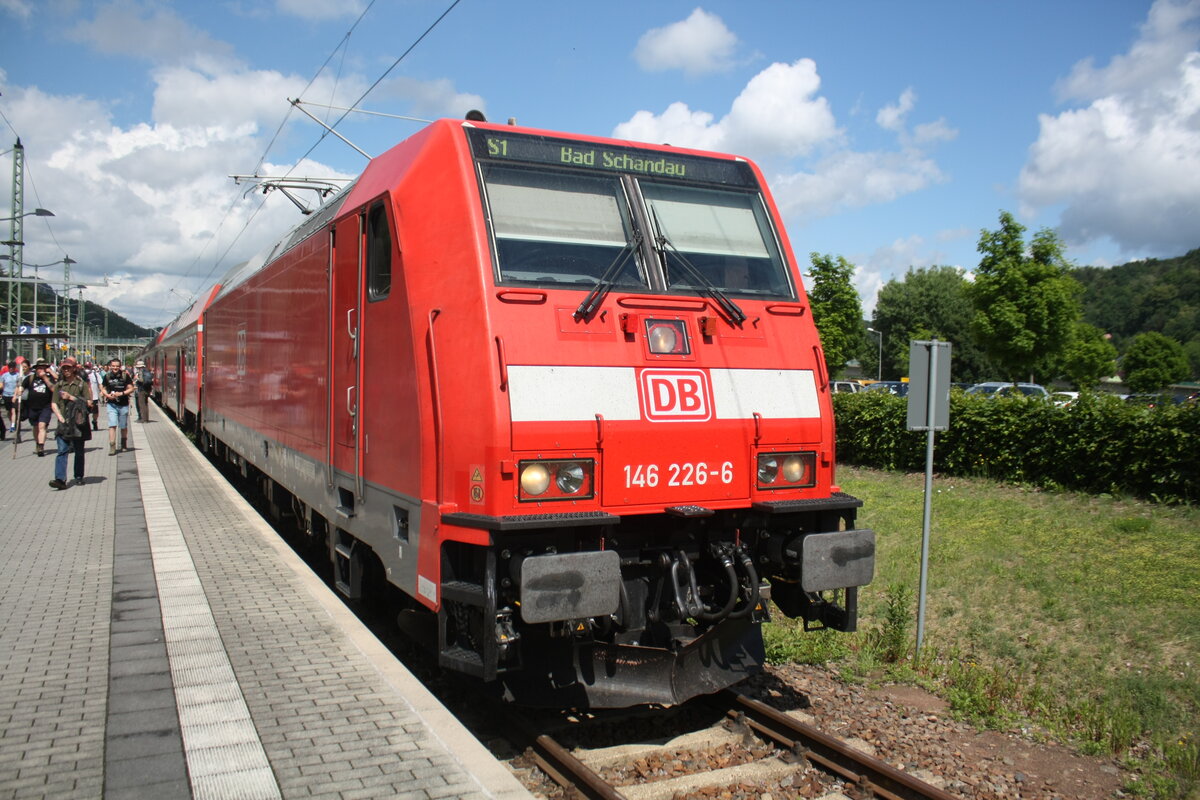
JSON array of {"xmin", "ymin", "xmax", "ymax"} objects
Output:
[{"xmin": 907, "ymin": 340, "xmax": 951, "ymax": 431}]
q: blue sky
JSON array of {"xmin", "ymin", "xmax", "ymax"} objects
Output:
[{"xmin": 2, "ymin": 0, "xmax": 1197, "ymax": 328}]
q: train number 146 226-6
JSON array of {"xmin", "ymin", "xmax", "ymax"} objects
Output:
[{"xmin": 623, "ymin": 461, "xmax": 734, "ymax": 488}]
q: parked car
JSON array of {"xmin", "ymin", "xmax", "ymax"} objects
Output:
[
  {"xmin": 832, "ymin": 380, "xmax": 862, "ymax": 393},
  {"xmin": 1050, "ymin": 391, "xmax": 1079, "ymax": 407},
  {"xmin": 1124, "ymin": 393, "xmax": 1180, "ymax": 408},
  {"xmin": 966, "ymin": 381, "xmax": 1049, "ymax": 399},
  {"xmin": 863, "ymin": 381, "xmax": 910, "ymax": 397}
]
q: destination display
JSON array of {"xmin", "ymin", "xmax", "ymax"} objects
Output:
[{"xmin": 466, "ymin": 128, "xmax": 756, "ymax": 187}]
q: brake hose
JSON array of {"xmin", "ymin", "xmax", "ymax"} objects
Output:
[
  {"xmin": 727, "ymin": 545, "xmax": 761, "ymax": 619},
  {"xmin": 698, "ymin": 545, "xmax": 739, "ymax": 622}
]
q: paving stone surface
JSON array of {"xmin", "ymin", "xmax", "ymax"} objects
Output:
[
  {"xmin": 139, "ymin": 413, "xmax": 529, "ymax": 799},
  {"xmin": 0, "ymin": 420, "xmax": 115, "ymax": 800},
  {"xmin": 0, "ymin": 404, "xmax": 530, "ymax": 799}
]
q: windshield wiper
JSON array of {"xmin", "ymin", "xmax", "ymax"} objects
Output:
[
  {"xmin": 573, "ymin": 229, "xmax": 644, "ymax": 320},
  {"xmin": 650, "ymin": 207, "xmax": 747, "ymax": 325}
]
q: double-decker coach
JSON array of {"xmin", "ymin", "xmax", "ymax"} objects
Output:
[
  {"xmin": 158, "ymin": 117, "xmax": 874, "ymax": 707},
  {"xmin": 154, "ymin": 284, "xmax": 221, "ymax": 428}
]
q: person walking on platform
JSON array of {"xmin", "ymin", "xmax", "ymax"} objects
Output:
[
  {"xmin": 85, "ymin": 362, "xmax": 102, "ymax": 431},
  {"xmin": 48, "ymin": 357, "xmax": 93, "ymax": 490},
  {"xmin": 101, "ymin": 358, "xmax": 134, "ymax": 455},
  {"xmin": 18, "ymin": 359, "xmax": 55, "ymax": 456},
  {"xmin": 133, "ymin": 360, "xmax": 152, "ymax": 422},
  {"xmin": 1, "ymin": 361, "xmax": 20, "ymax": 440}
]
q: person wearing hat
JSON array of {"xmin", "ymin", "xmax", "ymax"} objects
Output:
[
  {"xmin": 16, "ymin": 359, "xmax": 55, "ymax": 456},
  {"xmin": 48, "ymin": 357, "xmax": 93, "ymax": 490},
  {"xmin": 84, "ymin": 361, "xmax": 102, "ymax": 431},
  {"xmin": 133, "ymin": 359, "xmax": 152, "ymax": 422}
]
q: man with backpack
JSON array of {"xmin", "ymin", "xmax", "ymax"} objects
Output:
[{"xmin": 101, "ymin": 358, "xmax": 134, "ymax": 455}]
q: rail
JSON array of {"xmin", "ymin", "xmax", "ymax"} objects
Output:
[{"xmin": 722, "ymin": 690, "xmax": 958, "ymax": 800}]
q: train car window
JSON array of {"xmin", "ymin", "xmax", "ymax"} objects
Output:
[
  {"xmin": 366, "ymin": 202, "xmax": 392, "ymax": 300},
  {"xmin": 640, "ymin": 182, "xmax": 794, "ymax": 300},
  {"xmin": 481, "ymin": 166, "xmax": 647, "ymax": 289}
]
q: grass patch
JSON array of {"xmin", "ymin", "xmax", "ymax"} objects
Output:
[{"xmin": 763, "ymin": 466, "xmax": 1200, "ymax": 798}]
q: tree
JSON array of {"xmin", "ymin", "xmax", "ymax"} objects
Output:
[
  {"xmin": 968, "ymin": 212, "xmax": 1082, "ymax": 382},
  {"xmin": 1122, "ymin": 332, "xmax": 1190, "ymax": 393},
  {"xmin": 806, "ymin": 253, "xmax": 864, "ymax": 379},
  {"xmin": 1061, "ymin": 322, "xmax": 1118, "ymax": 390},
  {"xmin": 1072, "ymin": 248, "xmax": 1199, "ymax": 353},
  {"xmin": 871, "ymin": 265, "xmax": 994, "ymax": 382}
]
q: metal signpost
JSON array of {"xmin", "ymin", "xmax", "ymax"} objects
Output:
[{"xmin": 906, "ymin": 339, "xmax": 951, "ymax": 656}]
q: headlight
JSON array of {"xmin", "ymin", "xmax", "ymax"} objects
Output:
[
  {"xmin": 518, "ymin": 459, "xmax": 595, "ymax": 502},
  {"xmin": 781, "ymin": 455, "xmax": 807, "ymax": 483},
  {"xmin": 555, "ymin": 462, "xmax": 585, "ymax": 494},
  {"xmin": 648, "ymin": 324, "xmax": 678, "ymax": 353},
  {"xmin": 756, "ymin": 451, "xmax": 816, "ymax": 490},
  {"xmin": 520, "ymin": 463, "xmax": 551, "ymax": 496},
  {"xmin": 645, "ymin": 318, "xmax": 690, "ymax": 355},
  {"xmin": 757, "ymin": 456, "xmax": 779, "ymax": 484}
]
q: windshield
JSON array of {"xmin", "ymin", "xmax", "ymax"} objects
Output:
[
  {"xmin": 472, "ymin": 129, "xmax": 795, "ymax": 302},
  {"xmin": 641, "ymin": 182, "xmax": 792, "ymax": 298},
  {"xmin": 481, "ymin": 165, "xmax": 648, "ymax": 288}
]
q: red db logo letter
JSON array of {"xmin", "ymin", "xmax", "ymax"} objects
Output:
[{"xmin": 638, "ymin": 369, "xmax": 712, "ymax": 422}]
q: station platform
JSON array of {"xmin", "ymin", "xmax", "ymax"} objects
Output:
[{"xmin": 0, "ymin": 403, "xmax": 532, "ymax": 800}]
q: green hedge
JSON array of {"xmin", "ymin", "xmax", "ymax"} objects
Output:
[{"xmin": 832, "ymin": 391, "xmax": 1200, "ymax": 503}]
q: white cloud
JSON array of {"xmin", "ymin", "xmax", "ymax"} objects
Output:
[
  {"xmin": 770, "ymin": 150, "xmax": 946, "ymax": 219},
  {"xmin": 611, "ymin": 103, "xmax": 725, "ymax": 151},
  {"xmin": 150, "ymin": 65, "xmax": 371, "ymax": 132},
  {"xmin": 276, "ymin": 0, "xmax": 365, "ymax": 21},
  {"xmin": 912, "ymin": 118, "xmax": 958, "ymax": 145},
  {"xmin": 724, "ymin": 60, "xmax": 838, "ymax": 157},
  {"xmin": 852, "ymin": 235, "xmax": 963, "ymax": 316},
  {"xmin": 67, "ymin": 0, "xmax": 239, "ymax": 71},
  {"xmin": 878, "ymin": 88, "xmax": 958, "ymax": 145},
  {"xmin": 614, "ymin": 59, "xmax": 838, "ymax": 157},
  {"xmin": 0, "ymin": 70, "xmax": 352, "ymax": 329},
  {"xmin": 377, "ymin": 76, "xmax": 486, "ymax": 120},
  {"xmin": 0, "ymin": 0, "xmax": 33, "ymax": 20},
  {"xmin": 615, "ymin": 59, "xmax": 953, "ymax": 224},
  {"xmin": 1020, "ymin": 0, "xmax": 1200, "ymax": 255},
  {"xmin": 1056, "ymin": 0, "xmax": 1200, "ymax": 101},
  {"xmin": 633, "ymin": 8, "xmax": 739, "ymax": 76},
  {"xmin": 876, "ymin": 88, "xmax": 916, "ymax": 132}
]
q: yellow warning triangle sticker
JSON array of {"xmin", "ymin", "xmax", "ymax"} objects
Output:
[{"xmin": 471, "ymin": 468, "xmax": 483, "ymax": 482}]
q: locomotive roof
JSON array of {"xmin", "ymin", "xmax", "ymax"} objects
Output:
[
  {"xmin": 213, "ymin": 177, "xmax": 356, "ymax": 300},
  {"xmin": 203, "ymin": 116, "xmax": 764, "ymax": 309}
]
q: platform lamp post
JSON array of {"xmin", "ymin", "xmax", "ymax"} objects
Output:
[
  {"xmin": 2, "ymin": 207, "xmax": 54, "ymax": 338},
  {"xmin": 0, "ymin": 253, "xmax": 75, "ymax": 359},
  {"xmin": 867, "ymin": 327, "xmax": 882, "ymax": 381},
  {"xmin": 76, "ymin": 284, "xmax": 88, "ymax": 360},
  {"xmin": 58, "ymin": 255, "xmax": 76, "ymax": 346}
]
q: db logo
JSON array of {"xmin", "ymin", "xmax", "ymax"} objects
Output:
[{"xmin": 638, "ymin": 369, "xmax": 713, "ymax": 422}]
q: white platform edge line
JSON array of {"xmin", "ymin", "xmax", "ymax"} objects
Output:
[
  {"xmin": 148, "ymin": 411, "xmax": 534, "ymax": 800},
  {"xmin": 131, "ymin": 426, "xmax": 283, "ymax": 800}
]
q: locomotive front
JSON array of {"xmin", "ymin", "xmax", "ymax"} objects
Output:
[{"xmin": 429, "ymin": 124, "xmax": 874, "ymax": 707}]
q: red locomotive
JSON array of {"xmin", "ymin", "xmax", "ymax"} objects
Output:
[{"xmin": 147, "ymin": 117, "xmax": 874, "ymax": 707}]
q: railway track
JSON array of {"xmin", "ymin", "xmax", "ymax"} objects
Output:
[{"xmin": 512, "ymin": 690, "xmax": 960, "ymax": 800}]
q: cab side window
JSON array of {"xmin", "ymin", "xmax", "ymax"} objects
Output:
[{"xmin": 366, "ymin": 201, "xmax": 392, "ymax": 300}]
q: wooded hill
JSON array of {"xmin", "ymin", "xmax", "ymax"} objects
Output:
[
  {"xmin": 27, "ymin": 281, "xmax": 154, "ymax": 340},
  {"xmin": 1072, "ymin": 249, "xmax": 1199, "ymax": 352}
]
